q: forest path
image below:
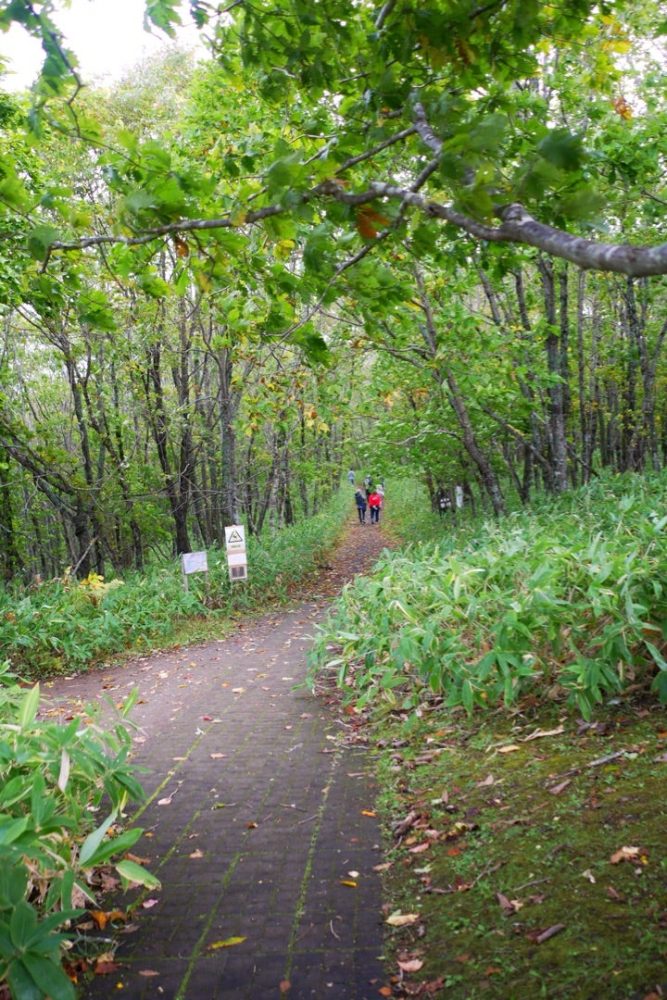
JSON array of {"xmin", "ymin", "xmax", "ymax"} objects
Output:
[{"xmin": 48, "ymin": 517, "xmax": 391, "ymax": 1000}]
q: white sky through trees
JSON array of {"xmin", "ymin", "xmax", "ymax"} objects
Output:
[{"xmin": 0, "ymin": 0, "xmax": 201, "ymax": 91}]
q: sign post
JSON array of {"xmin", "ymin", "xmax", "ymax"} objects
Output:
[
  {"xmin": 180, "ymin": 551, "xmax": 209, "ymax": 593},
  {"xmin": 224, "ymin": 525, "xmax": 248, "ymax": 582}
]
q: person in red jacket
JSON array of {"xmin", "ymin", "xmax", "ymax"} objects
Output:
[{"xmin": 368, "ymin": 489, "xmax": 382, "ymax": 524}]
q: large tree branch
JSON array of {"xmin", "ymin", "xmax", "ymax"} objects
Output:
[
  {"xmin": 322, "ymin": 182, "xmax": 667, "ymax": 277},
  {"xmin": 46, "ymin": 177, "xmax": 667, "ymax": 277}
]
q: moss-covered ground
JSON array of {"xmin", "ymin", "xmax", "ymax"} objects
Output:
[{"xmin": 373, "ymin": 700, "xmax": 667, "ymax": 999}]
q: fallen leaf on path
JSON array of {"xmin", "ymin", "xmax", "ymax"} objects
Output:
[
  {"xmin": 548, "ymin": 779, "xmax": 571, "ymax": 795},
  {"xmin": 386, "ymin": 912, "xmax": 419, "ymax": 927},
  {"xmin": 340, "ymin": 880, "xmax": 357, "ymax": 888},
  {"xmin": 610, "ymin": 845, "xmax": 640, "ymax": 864},
  {"xmin": 231, "ymin": 687, "xmax": 245, "ymax": 694},
  {"xmin": 393, "ymin": 809, "xmax": 419, "ymax": 837},
  {"xmin": 362, "ymin": 810, "xmax": 376, "ymax": 817},
  {"xmin": 496, "ymin": 893, "xmax": 523, "ymax": 914},
  {"xmin": 582, "ymin": 869, "xmax": 596, "ymax": 884},
  {"xmin": 210, "ymin": 753, "xmax": 226, "ymax": 759},
  {"xmin": 90, "ymin": 910, "xmax": 126, "ymax": 930},
  {"xmin": 94, "ymin": 958, "xmax": 119, "ymax": 975},
  {"xmin": 348, "ymin": 870, "xmax": 360, "ymax": 878},
  {"xmin": 378, "ymin": 988, "xmax": 392, "ymax": 997},
  {"xmin": 208, "ymin": 937, "xmax": 246, "ymax": 949},
  {"xmin": 606, "ymin": 885, "xmax": 625, "ymax": 901},
  {"xmin": 520, "ymin": 725, "xmax": 565, "ymax": 742},
  {"xmin": 247, "ymin": 821, "xmax": 258, "ymax": 829},
  {"xmin": 138, "ymin": 970, "xmax": 160, "ymax": 978},
  {"xmin": 397, "ymin": 959, "xmax": 424, "ymax": 973},
  {"xmin": 279, "ymin": 981, "xmax": 291, "ymax": 994},
  {"xmin": 526, "ymin": 923, "xmax": 566, "ymax": 944},
  {"xmin": 408, "ymin": 842, "xmax": 430, "ymax": 854},
  {"xmin": 141, "ymin": 899, "xmax": 159, "ymax": 909},
  {"xmin": 444, "ymin": 821, "xmax": 476, "ymax": 840},
  {"xmin": 157, "ymin": 796, "xmax": 173, "ymax": 806},
  {"xmin": 373, "ymin": 862, "xmax": 393, "ymax": 872},
  {"xmin": 454, "ymin": 953, "xmax": 471, "ymax": 964},
  {"xmin": 202, "ymin": 715, "xmax": 213, "ymax": 721},
  {"xmin": 189, "ymin": 849, "xmax": 204, "ymax": 859},
  {"xmin": 478, "ymin": 774, "xmax": 496, "ymax": 787},
  {"xmin": 497, "ymin": 744, "xmax": 521, "ymax": 754}
]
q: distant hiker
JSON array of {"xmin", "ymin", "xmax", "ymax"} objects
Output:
[
  {"xmin": 354, "ymin": 488, "xmax": 367, "ymax": 524},
  {"xmin": 363, "ymin": 474, "xmax": 372, "ymax": 490},
  {"xmin": 376, "ymin": 483, "xmax": 385, "ymax": 498},
  {"xmin": 347, "ymin": 469, "xmax": 355, "ymax": 485},
  {"xmin": 368, "ymin": 489, "xmax": 382, "ymax": 523}
]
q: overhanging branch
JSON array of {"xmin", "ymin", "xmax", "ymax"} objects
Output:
[{"xmin": 46, "ymin": 178, "xmax": 667, "ymax": 277}]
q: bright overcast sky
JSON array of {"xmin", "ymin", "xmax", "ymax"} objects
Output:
[{"xmin": 0, "ymin": 0, "xmax": 203, "ymax": 91}]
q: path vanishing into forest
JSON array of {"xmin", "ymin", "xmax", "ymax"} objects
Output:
[{"xmin": 46, "ymin": 520, "xmax": 392, "ymax": 1000}]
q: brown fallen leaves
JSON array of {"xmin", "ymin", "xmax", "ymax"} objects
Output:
[
  {"xmin": 526, "ymin": 923, "xmax": 566, "ymax": 944},
  {"xmin": 610, "ymin": 845, "xmax": 648, "ymax": 865},
  {"xmin": 89, "ymin": 909, "xmax": 127, "ymax": 930}
]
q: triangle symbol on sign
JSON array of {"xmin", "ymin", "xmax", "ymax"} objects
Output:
[{"xmin": 228, "ymin": 529, "xmax": 243, "ymax": 543}]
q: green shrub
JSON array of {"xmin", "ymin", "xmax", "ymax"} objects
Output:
[
  {"xmin": 0, "ymin": 662, "xmax": 156, "ymax": 1000},
  {"xmin": 0, "ymin": 489, "xmax": 349, "ymax": 678},
  {"xmin": 309, "ymin": 474, "xmax": 667, "ymax": 718}
]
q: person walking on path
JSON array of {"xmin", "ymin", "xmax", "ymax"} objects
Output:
[
  {"xmin": 354, "ymin": 488, "xmax": 367, "ymax": 524},
  {"xmin": 347, "ymin": 468, "xmax": 355, "ymax": 485},
  {"xmin": 368, "ymin": 489, "xmax": 382, "ymax": 524}
]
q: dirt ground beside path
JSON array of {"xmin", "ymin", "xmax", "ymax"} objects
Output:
[{"xmin": 45, "ymin": 518, "xmax": 392, "ymax": 1000}]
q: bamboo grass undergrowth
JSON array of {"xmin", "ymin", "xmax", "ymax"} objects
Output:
[
  {"xmin": 309, "ymin": 473, "xmax": 667, "ymax": 718},
  {"xmin": 0, "ymin": 489, "xmax": 350, "ymax": 679}
]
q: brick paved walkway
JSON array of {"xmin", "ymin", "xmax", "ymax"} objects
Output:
[{"xmin": 47, "ymin": 523, "xmax": 391, "ymax": 999}]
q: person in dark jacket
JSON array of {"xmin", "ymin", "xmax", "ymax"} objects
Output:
[{"xmin": 354, "ymin": 488, "xmax": 367, "ymax": 524}]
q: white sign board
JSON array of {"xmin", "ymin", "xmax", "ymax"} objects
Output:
[
  {"xmin": 181, "ymin": 551, "xmax": 208, "ymax": 574},
  {"xmin": 227, "ymin": 551, "xmax": 247, "ymax": 567},
  {"xmin": 225, "ymin": 525, "xmax": 248, "ymax": 583},
  {"xmin": 224, "ymin": 525, "xmax": 246, "ymax": 553}
]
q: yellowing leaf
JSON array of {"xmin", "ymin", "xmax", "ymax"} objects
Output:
[
  {"xmin": 208, "ymin": 936, "xmax": 246, "ymax": 950},
  {"xmin": 386, "ymin": 911, "xmax": 419, "ymax": 927},
  {"xmin": 339, "ymin": 879, "xmax": 357, "ymax": 888}
]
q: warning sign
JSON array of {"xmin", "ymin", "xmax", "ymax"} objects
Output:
[
  {"xmin": 224, "ymin": 525, "xmax": 246, "ymax": 553},
  {"xmin": 225, "ymin": 524, "xmax": 247, "ymax": 583}
]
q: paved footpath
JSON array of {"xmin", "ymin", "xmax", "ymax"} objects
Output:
[{"xmin": 46, "ymin": 523, "xmax": 391, "ymax": 1000}]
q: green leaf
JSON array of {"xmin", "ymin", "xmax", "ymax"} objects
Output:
[
  {"xmin": 78, "ymin": 812, "xmax": 115, "ymax": 867},
  {"xmin": 20, "ymin": 952, "xmax": 76, "ymax": 1000},
  {"xmin": 115, "ymin": 859, "xmax": 161, "ymax": 890},
  {"xmin": 18, "ymin": 684, "xmax": 39, "ymax": 730},
  {"xmin": 10, "ymin": 901, "xmax": 38, "ymax": 949},
  {"xmin": 26, "ymin": 225, "xmax": 59, "ymax": 261},
  {"xmin": 7, "ymin": 959, "xmax": 42, "ymax": 1000},
  {"xmin": 537, "ymin": 129, "xmax": 585, "ymax": 171},
  {"xmin": 82, "ymin": 826, "xmax": 143, "ymax": 867}
]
